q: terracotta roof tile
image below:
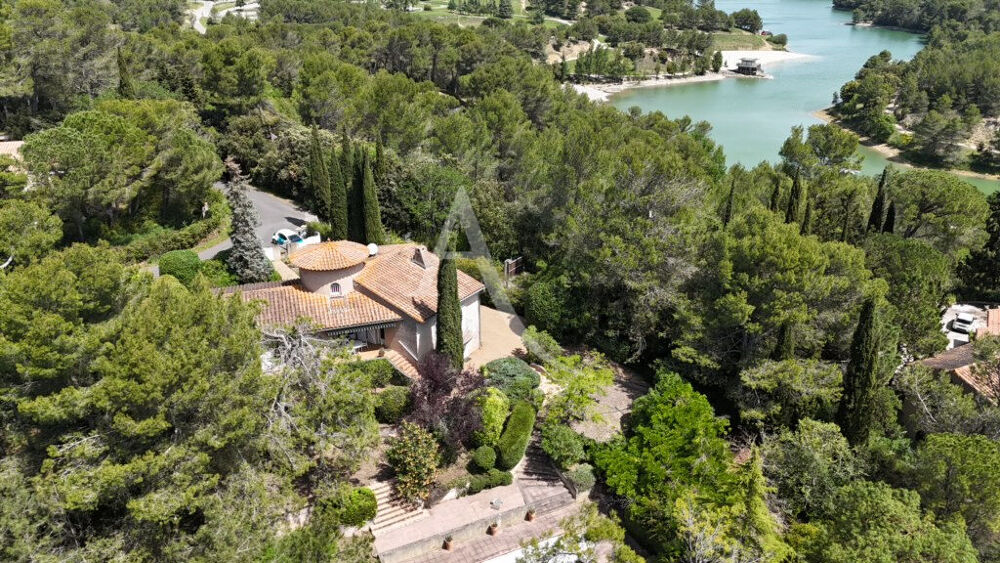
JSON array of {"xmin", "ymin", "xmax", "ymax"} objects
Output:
[
  {"xmin": 920, "ymin": 344, "xmax": 976, "ymax": 372},
  {"xmin": 232, "ymin": 281, "xmax": 402, "ymax": 332},
  {"xmin": 356, "ymin": 244, "xmax": 485, "ymax": 322},
  {"xmin": 289, "ymin": 241, "xmax": 370, "ymax": 271}
]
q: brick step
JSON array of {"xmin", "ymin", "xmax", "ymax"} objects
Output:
[{"xmin": 372, "ymin": 508, "xmax": 428, "ymax": 533}]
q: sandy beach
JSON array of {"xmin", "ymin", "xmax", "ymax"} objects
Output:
[{"xmin": 571, "ymin": 49, "xmax": 814, "ymax": 102}]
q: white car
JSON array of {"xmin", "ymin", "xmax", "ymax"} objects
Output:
[
  {"xmin": 271, "ymin": 228, "xmax": 303, "ymax": 247},
  {"xmin": 952, "ymin": 312, "xmax": 976, "ymax": 334}
]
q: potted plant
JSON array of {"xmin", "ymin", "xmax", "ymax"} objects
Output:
[
  {"xmin": 443, "ymin": 535, "xmax": 453, "ymax": 550},
  {"xmin": 525, "ymin": 507, "xmax": 536, "ymax": 521},
  {"xmin": 488, "ymin": 519, "xmax": 500, "ymax": 535}
]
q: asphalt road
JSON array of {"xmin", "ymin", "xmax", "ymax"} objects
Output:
[{"xmin": 198, "ymin": 183, "xmax": 317, "ymax": 260}]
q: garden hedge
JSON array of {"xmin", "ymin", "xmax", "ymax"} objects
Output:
[
  {"xmin": 474, "ymin": 387, "xmax": 510, "ymax": 447},
  {"xmin": 495, "ymin": 401, "xmax": 536, "ymax": 470},
  {"xmin": 116, "ymin": 190, "xmax": 229, "ymax": 263},
  {"xmin": 315, "ymin": 485, "xmax": 377, "ymax": 527},
  {"xmin": 466, "ymin": 468, "xmax": 512, "ymax": 495}
]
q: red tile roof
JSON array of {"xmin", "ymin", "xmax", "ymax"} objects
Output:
[
  {"xmin": 288, "ymin": 241, "xmax": 370, "ymax": 271},
  {"xmin": 227, "ymin": 281, "xmax": 402, "ymax": 332},
  {"xmin": 356, "ymin": 244, "xmax": 485, "ymax": 322}
]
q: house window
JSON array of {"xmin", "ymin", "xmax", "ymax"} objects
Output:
[{"xmin": 331, "ymin": 282, "xmax": 342, "ymax": 297}]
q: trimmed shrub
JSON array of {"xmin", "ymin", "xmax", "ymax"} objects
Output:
[
  {"xmin": 471, "ymin": 445, "xmax": 497, "ymax": 473},
  {"xmin": 540, "ymin": 422, "xmax": 586, "ymax": 470},
  {"xmin": 483, "ymin": 357, "xmax": 539, "ymax": 402},
  {"xmin": 567, "ymin": 464, "xmax": 596, "ymax": 493},
  {"xmin": 198, "ymin": 258, "xmax": 236, "ymax": 287},
  {"xmin": 524, "ymin": 278, "xmax": 566, "ymax": 334},
  {"xmin": 474, "ymin": 387, "xmax": 510, "ymax": 447},
  {"xmin": 159, "ymin": 250, "xmax": 201, "ymax": 286},
  {"xmin": 376, "ymin": 385, "xmax": 410, "ymax": 424},
  {"xmin": 522, "ymin": 326, "xmax": 563, "ymax": 364},
  {"xmin": 466, "ymin": 468, "xmax": 513, "ymax": 495},
  {"xmin": 495, "ymin": 401, "xmax": 537, "ymax": 470}
]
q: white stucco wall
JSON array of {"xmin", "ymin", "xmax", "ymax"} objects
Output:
[
  {"xmin": 298, "ymin": 263, "xmax": 365, "ymax": 296},
  {"xmin": 461, "ymin": 293, "xmax": 481, "ymax": 356}
]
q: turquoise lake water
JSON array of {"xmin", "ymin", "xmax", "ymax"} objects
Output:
[{"xmin": 609, "ymin": 0, "xmax": 1000, "ymax": 193}]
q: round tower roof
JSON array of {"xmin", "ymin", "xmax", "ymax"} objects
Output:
[{"xmin": 288, "ymin": 241, "xmax": 370, "ymax": 271}]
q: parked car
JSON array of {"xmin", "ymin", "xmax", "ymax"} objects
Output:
[
  {"xmin": 271, "ymin": 228, "xmax": 303, "ymax": 247},
  {"xmin": 952, "ymin": 312, "xmax": 977, "ymax": 334}
]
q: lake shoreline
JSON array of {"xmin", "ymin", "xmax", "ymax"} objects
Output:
[
  {"xmin": 572, "ymin": 49, "xmax": 813, "ymax": 103},
  {"xmin": 812, "ymin": 108, "xmax": 1000, "ymax": 183}
]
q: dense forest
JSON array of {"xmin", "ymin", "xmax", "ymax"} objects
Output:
[
  {"xmin": 3, "ymin": 0, "xmax": 1000, "ymax": 561},
  {"xmin": 832, "ymin": 0, "xmax": 1000, "ymax": 170}
]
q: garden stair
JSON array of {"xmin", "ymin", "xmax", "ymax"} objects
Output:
[
  {"xmin": 384, "ymin": 349, "xmax": 419, "ymax": 380},
  {"xmin": 515, "ymin": 441, "xmax": 575, "ymax": 509},
  {"xmin": 369, "ymin": 480, "xmax": 428, "ymax": 534}
]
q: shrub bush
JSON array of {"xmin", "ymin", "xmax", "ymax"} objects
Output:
[
  {"xmin": 361, "ymin": 359, "xmax": 398, "ymax": 387},
  {"xmin": 376, "ymin": 385, "xmax": 411, "ymax": 424},
  {"xmin": 522, "ymin": 325, "xmax": 563, "ymax": 364},
  {"xmin": 524, "ymin": 278, "xmax": 566, "ymax": 333},
  {"xmin": 540, "ymin": 422, "xmax": 586, "ymax": 470},
  {"xmin": 474, "ymin": 387, "xmax": 510, "ymax": 447},
  {"xmin": 198, "ymin": 258, "xmax": 236, "ymax": 287},
  {"xmin": 567, "ymin": 463, "xmax": 596, "ymax": 493},
  {"xmin": 312, "ymin": 484, "xmax": 377, "ymax": 527},
  {"xmin": 471, "ymin": 445, "xmax": 497, "ymax": 472},
  {"xmin": 158, "ymin": 250, "xmax": 202, "ymax": 286},
  {"xmin": 483, "ymin": 357, "xmax": 539, "ymax": 402},
  {"xmin": 386, "ymin": 422, "xmax": 438, "ymax": 503},
  {"xmin": 466, "ymin": 468, "xmax": 513, "ymax": 495},
  {"xmin": 495, "ymin": 401, "xmax": 537, "ymax": 470},
  {"xmin": 117, "ymin": 190, "xmax": 229, "ymax": 263},
  {"xmin": 767, "ymin": 33, "xmax": 788, "ymax": 46}
]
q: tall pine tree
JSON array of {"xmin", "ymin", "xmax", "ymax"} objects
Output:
[
  {"xmin": 836, "ymin": 298, "xmax": 888, "ymax": 445},
  {"xmin": 308, "ymin": 127, "xmax": 331, "ymax": 220},
  {"xmin": 117, "ymin": 47, "xmax": 136, "ymax": 100},
  {"xmin": 882, "ymin": 200, "xmax": 896, "ymax": 234},
  {"xmin": 867, "ymin": 167, "xmax": 889, "ymax": 233},
  {"xmin": 436, "ymin": 244, "xmax": 464, "ymax": 370},
  {"xmin": 328, "ymin": 147, "xmax": 348, "ymax": 239},
  {"xmin": 361, "ymin": 153, "xmax": 386, "ymax": 244}
]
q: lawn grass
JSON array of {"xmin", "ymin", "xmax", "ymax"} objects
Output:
[
  {"xmin": 410, "ymin": 0, "xmax": 565, "ymax": 27},
  {"xmin": 212, "ymin": 1, "xmax": 237, "ymax": 15},
  {"xmin": 710, "ymin": 30, "xmax": 770, "ymax": 51}
]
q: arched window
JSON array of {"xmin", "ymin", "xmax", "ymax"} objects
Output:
[{"xmin": 331, "ymin": 282, "xmax": 342, "ymax": 297}]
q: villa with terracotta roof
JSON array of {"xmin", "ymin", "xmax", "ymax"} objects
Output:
[
  {"xmin": 919, "ymin": 307, "xmax": 1000, "ymax": 401},
  {"xmin": 226, "ymin": 241, "xmax": 485, "ymax": 375}
]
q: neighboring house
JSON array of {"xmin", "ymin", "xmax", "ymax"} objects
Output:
[
  {"xmin": 735, "ymin": 58, "xmax": 762, "ymax": 75},
  {"xmin": 919, "ymin": 308, "xmax": 1000, "ymax": 400},
  {"xmin": 225, "ymin": 241, "xmax": 485, "ymax": 375}
]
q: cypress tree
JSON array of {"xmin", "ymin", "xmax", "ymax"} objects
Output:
[
  {"xmin": 361, "ymin": 153, "xmax": 385, "ymax": 244},
  {"xmin": 785, "ymin": 170, "xmax": 803, "ymax": 224},
  {"xmin": 866, "ymin": 167, "xmax": 888, "ymax": 233},
  {"xmin": 328, "ymin": 148, "xmax": 348, "ymax": 240},
  {"xmin": 768, "ymin": 177, "xmax": 781, "ymax": 212},
  {"xmin": 800, "ymin": 200, "xmax": 813, "ymax": 236},
  {"xmin": 882, "ymin": 201, "xmax": 896, "ymax": 234},
  {"xmin": 308, "ymin": 127, "xmax": 331, "ymax": 220},
  {"xmin": 722, "ymin": 178, "xmax": 736, "ymax": 229},
  {"xmin": 436, "ymin": 245, "xmax": 464, "ymax": 370},
  {"xmin": 348, "ymin": 146, "xmax": 366, "ymax": 243},
  {"xmin": 836, "ymin": 298, "xmax": 883, "ymax": 445},
  {"xmin": 374, "ymin": 138, "xmax": 388, "ymax": 190},
  {"xmin": 117, "ymin": 47, "xmax": 136, "ymax": 100},
  {"xmin": 340, "ymin": 127, "xmax": 353, "ymax": 195},
  {"xmin": 771, "ymin": 322, "xmax": 794, "ymax": 361}
]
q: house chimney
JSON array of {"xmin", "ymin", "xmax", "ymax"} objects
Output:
[{"xmin": 411, "ymin": 247, "xmax": 427, "ymax": 269}]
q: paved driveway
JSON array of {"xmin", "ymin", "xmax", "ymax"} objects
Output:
[
  {"xmin": 198, "ymin": 183, "xmax": 317, "ymax": 260},
  {"xmin": 941, "ymin": 303, "xmax": 988, "ymax": 349}
]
